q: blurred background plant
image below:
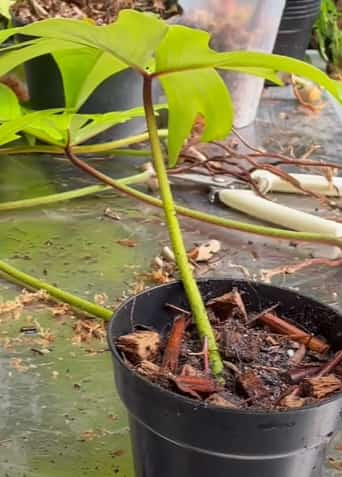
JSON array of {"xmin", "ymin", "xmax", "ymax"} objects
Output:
[
  {"xmin": 0, "ymin": 0, "xmax": 14, "ymax": 28},
  {"xmin": 313, "ymin": 0, "xmax": 342, "ymax": 80}
]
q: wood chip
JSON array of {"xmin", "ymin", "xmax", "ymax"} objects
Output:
[
  {"xmin": 104, "ymin": 207, "xmax": 121, "ymax": 221},
  {"xmin": 257, "ymin": 312, "xmax": 329, "ymax": 354},
  {"xmin": 116, "ymin": 331, "xmax": 161, "ymax": 364},
  {"xmin": 136, "ymin": 360, "xmax": 160, "ymax": 380},
  {"xmin": 116, "ymin": 239, "xmax": 137, "ymax": 248},
  {"xmin": 172, "ymin": 375, "xmax": 219, "ymax": 399},
  {"xmin": 161, "ymin": 315, "xmax": 187, "ymax": 374},
  {"xmin": 207, "ymin": 289, "xmax": 248, "ymax": 321},
  {"xmin": 304, "ymin": 374, "xmax": 342, "ymax": 399},
  {"xmin": 238, "ymin": 371, "xmax": 269, "ymax": 400},
  {"xmin": 279, "ymin": 393, "xmax": 306, "ymax": 409},
  {"xmin": 206, "ymin": 393, "xmax": 238, "ymax": 409}
]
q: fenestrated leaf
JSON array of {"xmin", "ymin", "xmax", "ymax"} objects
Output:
[
  {"xmin": 23, "ymin": 112, "xmax": 71, "ymax": 145},
  {"xmin": 155, "ymin": 25, "xmax": 342, "ymax": 102},
  {"xmin": 0, "ymin": 109, "xmax": 63, "ymax": 146},
  {"xmin": 20, "ymin": 106, "xmax": 152, "ymax": 146},
  {"xmin": 159, "ymin": 68, "xmax": 233, "ymax": 166},
  {"xmin": 0, "ymin": 38, "xmax": 87, "ymax": 78},
  {"xmin": 52, "ymin": 48, "xmax": 128, "ymax": 109},
  {"xmin": 69, "ymin": 104, "xmax": 166, "ymax": 144},
  {"xmin": 0, "ymin": 83, "xmax": 22, "ymax": 121},
  {"xmin": 69, "ymin": 107, "xmax": 148, "ymax": 145}
]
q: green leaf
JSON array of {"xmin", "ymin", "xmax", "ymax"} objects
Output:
[
  {"xmin": 0, "ymin": 38, "xmax": 86, "ymax": 78},
  {"xmin": 225, "ymin": 67, "xmax": 283, "ymax": 86},
  {"xmin": 0, "ymin": 83, "xmax": 22, "ymax": 121},
  {"xmin": 20, "ymin": 106, "xmax": 152, "ymax": 146},
  {"xmin": 214, "ymin": 51, "xmax": 342, "ymax": 101},
  {"xmin": 155, "ymin": 26, "xmax": 218, "ymax": 74},
  {"xmin": 69, "ymin": 107, "xmax": 148, "ymax": 145},
  {"xmin": 52, "ymin": 48, "xmax": 128, "ymax": 109},
  {"xmin": 154, "ymin": 25, "xmax": 342, "ymax": 102},
  {"xmin": 0, "ymin": 0, "xmax": 14, "ymax": 19},
  {"xmin": 1, "ymin": 10, "xmax": 342, "ymax": 165},
  {"xmin": 159, "ymin": 69, "xmax": 233, "ymax": 166},
  {"xmin": 23, "ymin": 112, "xmax": 71, "ymax": 145},
  {"xmin": 0, "ymin": 109, "xmax": 62, "ymax": 146},
  {"xmin": 0, "ymin": 11, "xmax": 168, "ymax": 71}
]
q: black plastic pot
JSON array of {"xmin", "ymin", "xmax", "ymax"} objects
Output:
[
  {"xmin": 108, "ymin": 278, "xmax": 342, "ymax": 477},
  {"xmin": 13, "ymin": 18, "xmax": 146, "ymax": 144},
  {"xmin": 273, "ymin": 0, "xmax": 321, "ymax": 60}
]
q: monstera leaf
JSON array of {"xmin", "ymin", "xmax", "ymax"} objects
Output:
[
  {"xmin": 0, "ymin": 105, "xmax": 150, "ymax": 146},
  {"xmin": 52, "ymin": 48, "xmax": 128, "ymax": 110},
  {"xmin": 0, "ymin": 109, "xmax": 63, "ymax": 146},
  {"xmin": 0, "ymin": 10, "xmax": 341, "ymax": 164},
  {"xmin": 0, "ymin": 83, "xmax": 21, "ymax": 121},
  {"xmin": 23, "ymin": 106, "xmax": 149, "ymax": 146}
]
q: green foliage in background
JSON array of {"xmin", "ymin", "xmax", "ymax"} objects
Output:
[{"xmin": 314, "ymin": 0, "xmax": 342, "ymax": 74}]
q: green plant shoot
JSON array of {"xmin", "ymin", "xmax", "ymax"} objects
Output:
[{"xmin": 0, "ymin": 10, "xmax": 342, "ymax": 375}]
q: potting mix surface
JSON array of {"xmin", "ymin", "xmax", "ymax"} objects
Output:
[
  {"xmin": 117, "ymin": 287, "xmax": 341, "ymax": 411},
  {"xmin": 1, "ymin": 84, "xmax": 342, "ymax": 475}
]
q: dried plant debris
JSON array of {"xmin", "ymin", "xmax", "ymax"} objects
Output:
[
  {"xmin": 116, "ymin": 239, "xmax": 137, "ymax": 248},
  {"xmin": 0, "ymin": 289, "xmax": 50, "ymax": 320},
  {"xmin": 188, "ymin": 239, "xmax": 221, "ymax": 263},
  {"xmin": 12, "ymin": 0, "xmax": 181, "ymax": 25},
  {"xmin": 115, "ymin": 289, "xmax": 342, "ymax": 411},
  {"xmin": 72, "ymin": 319, "xmax": 106, "ymax": 344}
]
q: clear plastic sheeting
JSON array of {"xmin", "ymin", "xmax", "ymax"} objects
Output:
[{"xmin": 173, "ymin": 0, "xmax": 286, "ymax": 127}]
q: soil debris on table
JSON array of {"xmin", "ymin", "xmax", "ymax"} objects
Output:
[
  {"xmin": 116, "ymin": 289, "xmax": 342, "ymax": 411},
  {"xmin": 72, "ymin": 319, "xmax": 106, "ymax": 344}
]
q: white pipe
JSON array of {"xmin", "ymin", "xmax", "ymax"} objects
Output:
[
  {"xmin": 218, "ymin": 189, "xmax": 342, "ymax": 237},
  {"xmin": 251, "ymin": 171, "xmax": 342, "ymax": 196}
]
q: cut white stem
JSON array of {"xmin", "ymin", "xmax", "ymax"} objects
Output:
[
  {"xmin": 252, "ymin": 171, "xmax": 342, "ymax": 197},
  {"xmin": 218, "ymin": 189, "xmax": 342, "ymax": 237}
]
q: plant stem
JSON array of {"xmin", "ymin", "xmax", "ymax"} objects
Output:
[
  {"xmin": 0, "ymin": 260, "xmax": 112, "ymax": 320},
  {"xmin": 57, "ymin": 152, "xmax": 342, "ymax": 249},
  {"xmin": 142, "ymin": 77, "xmax": 223, "ymax": 375},
  {"xmin": 4, "ymin": 155, "xmax": 342, "ymax": 249},
  {"xmin": 0, "ymin": 170, "xmax": 153, "ymax": 212},
  {"xmin": 0, "ymin": 130, "xmax": 167, "ymax": 157},
  {"xmin": 65, "ymin": 112, "xmax": 223, "ymax": 375},
  {"xmin": 74, "ymin": 130, "xmax": 167, "ymax": 155},
  {"xmin": 0, "ymin": 146, "xmax": 151, "ymax": 157}
]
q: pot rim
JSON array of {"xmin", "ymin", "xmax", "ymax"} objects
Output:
[{"xmin": 108, "ymin": 278, "xmax": 342, "ymax": 417}]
